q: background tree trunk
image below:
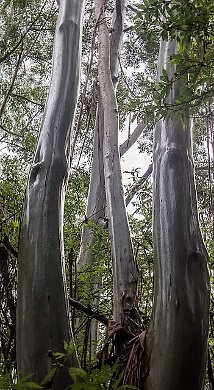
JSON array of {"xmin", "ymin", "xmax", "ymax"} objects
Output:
[
  {"xmin": 144, "ymin": 39, "xmax": 210, "ymax": 390},
  {"xmin": 77, "ymin": 101, "xmax": 105, "ymax": 270},
  {"xmin": 16, "ymin": 1, "xmax": 85, "ymax": 387},
  {"xmin": 77, "ymin": 0, "xmax": 130, "ymax": 355},
  {"xmin": 95, "ymin": 0, "xmax": 140, "ymax": 333}
]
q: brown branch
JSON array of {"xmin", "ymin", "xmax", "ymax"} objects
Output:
[
  {"xmin": 23, "ymin": 2, "xmax": 57, "ymax": 60},
  {"xmin": 2, "ymin": 234, "xmax": 18, "ymax": 259},
  {"xmin": 10, "ymin": 93, "xmax": 44, "ymax": 108},
  {"xmin": 127, "ymin": 4, "xmax": 139, "ymax": 13},
  {"xmin": 0, "ymin": 48, "xmax": 23, "ymax": 120},
  {"xmin": 69, "ymin": 297, "xmax": 108, "ymax": 326},
  {"xmin": 118, "ymin": 56, "xmax": 138, "ymax": 98}
]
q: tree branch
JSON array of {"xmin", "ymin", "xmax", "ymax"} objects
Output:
[
  {"xmin": 0, "ymin": 123, "xmax": 22, "ymax": 137},
  {"xmin": 2, "ymin": 234, "xmax": 18, "ymax": 259},
  {"xmin": 11, "ymin": 93, "xmax": 44, "ymax": 108},
  {"xmin": 0, "ymin": 48, "xmax": 23, "ymax": 120},
  {"xmin": 0, "ymin": 0, "xmax": 50, "ymax": 64},
  {"xmin": 125, "ymin": 163, "xmax": 153, "ymax": 206},
  {"xmin": 69, "ymin": 297, "xmax": 108, "ymax": 326},
  {"xmin": 119, "ymin": 122, "xmax": 146, "ymax": 157}
]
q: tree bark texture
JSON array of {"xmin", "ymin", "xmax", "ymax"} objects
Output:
[
  {"xmin": 78, "ymin": 0, "xmax": 140, "ymax": 355},
  {"xmin": 144, "ymin": 39, "xmax": 210, "ymax": 390},
  {"xmin": 16, "ymin": 1, "xmax": 85, "ymax": 387},
  {"xmin": 77, "ymin": 102, "xmax": 106, "ymax": 270},
  {"xmin": 76, "ymin": 102, "xmax": 105, "ymax": 357},
  {"xmin": 78, "ymin": 0, "xmax": 131, "ymax": 355},
  {"xmin": 95, "ymin": 0, "xmax": 139, "ymax": 332}
]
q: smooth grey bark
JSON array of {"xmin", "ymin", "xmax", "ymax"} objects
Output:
[
  {"xmin": 78, "ymin": 0, "xmax": 130, "ymax": 270},
  {"xmin": 144, "ymin": 39, "xmax": 210, "ymax": 390},
  {"xmin": 95, "ymin": 0, "xmax": 139, "ymax": 332},
  {"xmin": 16, "ymin": 1, "xmax": 85, "ymax": 387},
  {"xmin": 78, "ymin": 0, "xmax": 144, "ymax": 271},
  {"xmin": 76, "ymin": 102, "xmax": 105, "ymax": 357},
  {"xmin": 78, "ymin": 118, "xmax": 145, "ymax": 268},
  {"xmin": 77, "ymin": 102, "xmax": 105, "ymax": 270},
  {"xmin": 119, "ymin": 121, "xmax": 145, "ymax": 157},
  {"xmin": 78, "ymin": 0, "xmax": 132, "ymax": 354}
]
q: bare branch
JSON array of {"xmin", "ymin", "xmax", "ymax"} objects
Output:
[
  {"xmin": 119, "ymin": 121, "xmax": 146, "ymax": 156},
  {"xmin": 69, "ymin": 297, "xmax": 108, "ymax": 326},
  {"xmin": 0, "ymin": 123, "xmax": 22, "ymax": 137},
  {"xmin": 0, "ymin": 49, "xmax": 23, "ymax": 120},
  {"xmin": 0, "ymin": 0, "xmax": 50, "ymax": 64},
  {"xmin": 125, "ymin": 163, "xmax": 153, "ymax": 206},
  {"xmin": 11, "ymin": 93, "xmax": 44, "ymax": 108},
  {"xmin": 2, "ymin": 235, "xmax": 18, "ymax": 259}
]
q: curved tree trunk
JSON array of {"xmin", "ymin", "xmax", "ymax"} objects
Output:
[
  {"xmin": 95, "ymin": 0, "xmax": 139, "ymax": 333},
  {"xmin": 16, "ymin": 1, "xmax": 85, "ymax": 387},
  {"xmin": 144, "ymin": 39, "xmax": 210, "ymax": 390}
]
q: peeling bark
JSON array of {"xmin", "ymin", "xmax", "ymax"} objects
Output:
[
  {"xmin": 144, "ymin": 39, "xmax": 210, "ymax": 390},
  {"xmin": 95, "ymin": 0, "xmax": 139, "ymax": 332},
  {"xmin": 16, "ymin": 1, "xmax": 85, "ymax": 387}
]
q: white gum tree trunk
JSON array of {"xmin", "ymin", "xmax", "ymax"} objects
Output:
[
  {"xmin": 144, "ymin": 39, "xmax": 210, "ymax": 390},
  {"xmin": 76, "ymin": 102, "xmax": 105, "ymax": 357},
  {"xmin": 77, "ymin": 0, "xmax": 129, "ymax": 355},
  {"xmin": 16, "ymin": 1, "xmax": 85, "ymax": 387},
  {"xmin": 78, "ymin": 0, "xmax": 128, "ymax": 270},
  {"xmin": 77, "ymin": 102, "xmax": 105, "ymax": 270},
  {"xmin": 95, "ymin": 0, "xmax": 139, "ymax": 332}
]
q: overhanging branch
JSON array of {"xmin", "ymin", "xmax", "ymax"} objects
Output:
[{"xmin": 125, "ymin": 163, "xmax": 153, "ymax": 206}]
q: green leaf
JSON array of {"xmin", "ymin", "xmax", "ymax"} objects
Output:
[
  {"xmin": 53, "ymin": 351, "xmax": 66, "ymax": 360},
  {"xmin": 41, "ymin": 367, "xmax": 57, "ymax": 386},
  {"xmin": 64, "ymin": 340, "xmax": 75, "ymax": 357},
  {"xmin": 12, "ymin": 381, "xmax": 43, "ymax": 389},
  {"xmin": 68, "ymin": 367, "xmax": 87, "ymax": 383}
]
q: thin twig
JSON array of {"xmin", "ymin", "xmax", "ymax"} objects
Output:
[
  {"xmin": 10, "ymin": 93, "xmax": 44, "ymax": 108},
  {"xmin": 0, "ymin": 0, "xmax": 50, "ymax": 64},
  {"xmin": 0, "ymin": 48, "xmax": 24, "ymax": 120}
]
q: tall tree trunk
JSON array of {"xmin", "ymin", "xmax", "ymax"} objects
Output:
[
  {"xmin": 144, "ymin": 39, "xmax": 210, "ymax": 390},
  {"xmin": 76, "ymin": 101, "xmax": 105, "ymax": 358},
  {"xmin": 16, "ymin": 1, "xmax": 85, "ymax": 387},
  {"xmin": 77, "ymin": 102, "xmax": 105, "ymax": 270},
  {"xmin": 95, "ymin": 0, "xmax": 139, "ymax": 333},
  {"xmin": 77, "ymin": 0, "xmax": 129, "ymax": 355},
  {"xmin": 78, "ymin": 0, "xmax": 129, "ymax": 270}
]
